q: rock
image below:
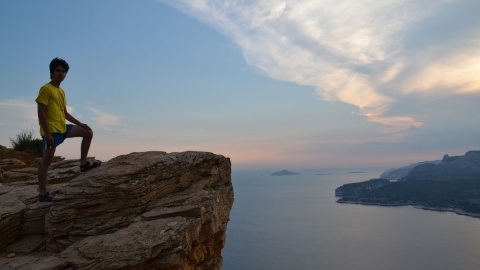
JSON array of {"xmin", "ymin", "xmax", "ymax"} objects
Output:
[
  {"xmin": 7, "ymin": 235, "xmax": 47, "ymax": 254},
  {"xmin": 0, "ymin": 151, "xmax": 234, "ymax": 270},
  {"xmin": 0, "ymin": 159, "xmax": 26, "ymax": 171},
  {"xmin": 0, "ymin": 255, "xmax": 69, "ymax": 270},
  {"xmin": 3, "ymin": 171, "xmax": 37, "ymax": 183},
  {"xmin": 0, "ymin": 183, "xmax": 68, "ymax": 251}
]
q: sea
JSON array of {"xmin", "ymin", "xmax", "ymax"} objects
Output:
[{"xmin": 221, "ymin": 170, "xmax": 480, "ymax": 270}]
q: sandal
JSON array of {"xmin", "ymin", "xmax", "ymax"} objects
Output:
[
  {"xmin": 38, "ymin": 192, "xmax": 53, "ymax": 202},
  {"xmin": 80, "ymin": 160, "xmax": 102, "ymax": 172}
]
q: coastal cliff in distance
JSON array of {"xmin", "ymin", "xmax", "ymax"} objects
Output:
[
  {"xmin": 0, "ymin": 151, "xmax": 234, "ymax": 270},
  {"xmin": 380, "ymin": 160, "xmax": 441, "ymax": 180},
  {"xmin": 335, "ymin": 151, "xmax": 480, "ymax": 218}
]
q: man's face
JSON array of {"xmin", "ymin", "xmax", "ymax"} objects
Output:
[{"xmin": 51, "ymin": 65, "xmax": 67, "ymax": 82}]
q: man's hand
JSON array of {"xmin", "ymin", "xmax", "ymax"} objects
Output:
[
  {"xmin": 79, "ymin": 123, "xmax": 91, "ymax": 131},
  {"xmin": 45, "ymin": 133, "xmax": 54, "ymax": 148}
]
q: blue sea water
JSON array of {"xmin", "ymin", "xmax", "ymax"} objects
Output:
[{"xmin": 222, "ymin": 170, "xmax": 480, "ymax": 270}]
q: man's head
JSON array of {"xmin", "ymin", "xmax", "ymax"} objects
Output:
[{"xmin": 49, "ymin": 58, "xmax": 69, "ymax": 79}]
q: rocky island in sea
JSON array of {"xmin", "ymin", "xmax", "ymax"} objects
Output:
[
  {"xmin": 335, "ymin": 150, "xmax": 480, "ymax": 218},
  {"xmin": 271, "ymin": 169, "xmax": 300, "ymax": 176}
]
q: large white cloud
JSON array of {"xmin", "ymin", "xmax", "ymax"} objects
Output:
[{"xmin": 162, "ymin": 0, "xmax": 480, "ymax": 128}]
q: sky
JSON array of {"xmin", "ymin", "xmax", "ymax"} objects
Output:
[{"xmin": 1, "ymin": 0, "xmax": 479, "ymax": 171}]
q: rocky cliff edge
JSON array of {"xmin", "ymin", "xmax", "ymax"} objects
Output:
[{"xmin": 0, "ymin": 151, "xmax": 234, "ymax": 270}]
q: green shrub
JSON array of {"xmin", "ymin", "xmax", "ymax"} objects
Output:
[{"xmin": 10, "ymin": 129, "xmax": 43, "ymax": 156}]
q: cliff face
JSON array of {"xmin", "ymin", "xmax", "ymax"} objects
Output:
[
  {"xmin": 0, "ymin": 151, "xmax": 234, "ymax": 270},
  {"xmin": 400, "ymin": 150, "xmax": 480, "ymax": 181},
  {"xmin": 336, "ymin": 151, "xmax": 480, "ymax": 217}
]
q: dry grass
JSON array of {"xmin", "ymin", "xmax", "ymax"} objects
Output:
[
  {"xmin": 0, "ymin": 147, "xmax": 39, "ymax": 167},
  {"xmin": 0, "ymin": 147, "xmax": 19, "ymax": 159}
]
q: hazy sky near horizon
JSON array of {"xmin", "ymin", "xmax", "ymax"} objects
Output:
[{"xmin": 1, "ymin": 0, "xmax": 479, "ymax": 170}]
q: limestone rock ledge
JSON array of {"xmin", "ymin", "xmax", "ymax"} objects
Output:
[{"xmin": 0, "ymin": 151, "xmax": 234, "ymax": 270}]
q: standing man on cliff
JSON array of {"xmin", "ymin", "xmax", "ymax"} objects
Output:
[{"xmin": 36, "ymin": 57, "xmax": 101, "ymax": 202}]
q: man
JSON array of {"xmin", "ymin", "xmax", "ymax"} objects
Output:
[{"xmin": 36, "ymin": 57, "xmax": 101, "ymax": 202}]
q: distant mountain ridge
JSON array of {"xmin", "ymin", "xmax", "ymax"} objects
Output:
[
  {"xmin": 380, "ymin": 160, "xmax": 441, "ymax": 180},
  {"xmin": 335, "ymin": 150, "xmax": 480, "ymax": 218},
  {"xmin": 401, "ymin": 151, "xmax": 480, "ymax": 181}
]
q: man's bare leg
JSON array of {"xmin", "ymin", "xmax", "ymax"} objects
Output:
[
  {"xmin": 67, "ymin": 125, "xmax": 93, "ymax": 165},
  {"xmin": 38, "ymin": 147, "xmax": 56, "ymax": 195}
]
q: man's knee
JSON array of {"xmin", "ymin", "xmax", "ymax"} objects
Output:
[
  {"xmin": 80, "ymin": 125, "xmax": 93, "ymax": 139},
  {"xmin": 40, "ymin": 154, "xmax": 54, "ymax": 169},
  {"xmin": 85, "ymin": 129, "xmax": 93, "ymax": 139},
  {"xmin": 71, "ymin": 125, "xmax": 93, "ymax": 139}
]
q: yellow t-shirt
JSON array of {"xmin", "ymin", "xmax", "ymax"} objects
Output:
[{"xmin": 35, "ymin": 83, "xmax": 67, "ymax": 136}]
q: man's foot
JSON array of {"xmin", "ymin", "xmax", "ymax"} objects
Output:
[
  {"xmin": 38, "ymin": 192, "xmax": 53, "ymax": 202},
  {"xmin": 80, "ymin": 160, "xmax": 102, "ymax": 172}
]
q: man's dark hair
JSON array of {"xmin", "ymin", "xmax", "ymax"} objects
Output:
[{"xmin": 49, "ymin": 57, "xmax": 69, "ymax": 77}]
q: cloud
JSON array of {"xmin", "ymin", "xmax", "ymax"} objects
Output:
[
  {"xmin": 162, "ymin": 0, "xmax": 480, "ymax": 128},
  {"xmin": 0, "ymin": 99, "xmax": 37, "ymax": 128},
  {"xmin": 89, "ymin": 108, "xmax": 122, "ymax": 128},
  {"xmin": 404, "ymin": 47, "xmax": 480, "ymax": 94}
]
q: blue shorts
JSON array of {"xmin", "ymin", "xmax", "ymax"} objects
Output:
[{"xmin": 42, "ymin": 124, "xmax": 73, "ymax": 149}]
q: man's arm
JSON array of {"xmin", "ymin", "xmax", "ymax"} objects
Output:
[
  {"xmin": 37, "ymin": 102, "xmax": 53, "ymax": 145},
  {"xmin": 65, "ymin": 107, "xmax": 91, "ymax": 130}
]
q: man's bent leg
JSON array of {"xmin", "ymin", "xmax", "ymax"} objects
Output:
[
  {"xmin": 38, "ymin": 147, "xmax": 56, "ymax": 195},
  {"xmin": 67, "ymin": 125, "xmax": 93, "ymax": 165}
]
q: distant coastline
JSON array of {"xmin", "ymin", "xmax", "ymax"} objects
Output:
[
  {"xmin": 271, "ymin": 170, "xmax": 300, "ymax": 176},
  {"xmin": 337, "ymin": 199, "xmax": 480, "ymax": 219},
  {"xmin": 335, "ymin": 150, "xmax": 480, "ymax": 219}
]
